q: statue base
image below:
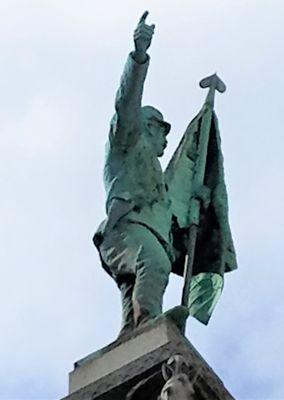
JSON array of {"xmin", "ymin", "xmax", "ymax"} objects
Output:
[{"xmin": 61, "ymin": 317, "xmax": 235, "ymax": 400}]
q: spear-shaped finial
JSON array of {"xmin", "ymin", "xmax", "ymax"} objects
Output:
[{"xmin": 199, "ymin": 73, "xmax": 226, "ymax": 107}]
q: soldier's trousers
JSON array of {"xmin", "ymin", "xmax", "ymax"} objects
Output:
[{"xmin": 99, "ymin": 221, "xmax": 172, "ymax": 331}]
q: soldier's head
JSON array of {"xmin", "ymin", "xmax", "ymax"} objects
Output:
[{"xmin": 142, "ymin": 106, "xmax": 171, "ymax": 157}]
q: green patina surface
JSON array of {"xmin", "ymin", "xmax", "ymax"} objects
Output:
[{"xmin": 93, "ymin": 11, "xmax": 237, "ymax": 336}]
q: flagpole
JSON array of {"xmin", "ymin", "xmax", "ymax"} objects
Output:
[
  {"xmin": 181, "ymin": 224, "xmax": 198, "ymax": 308},
  {"xmin": 180, "ymin": 74, "xmax": 226, "ymax": 334}
]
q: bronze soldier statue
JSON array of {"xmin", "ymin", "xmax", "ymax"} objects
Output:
[
  {"xmin": 94, "ymin": 11, "xmax": 237, "ymax": 337},
  {"xmin": 94, "ymin": 12, "xmax": 174, "ymax": 335}
]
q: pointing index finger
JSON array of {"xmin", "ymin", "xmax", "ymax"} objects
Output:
[{"xmin": 139, "ymin": 10, "xmax": 149, "ymax": 24}]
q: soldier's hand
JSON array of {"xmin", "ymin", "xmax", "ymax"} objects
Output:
[{"xmin": 133, "ymin": 11, "xmax": 155, "ymax": 59}]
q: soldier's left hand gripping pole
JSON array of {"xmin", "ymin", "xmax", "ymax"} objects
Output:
[{"xmin": 180, "ymin": 74, "xmax": 226, "ymax": 334}]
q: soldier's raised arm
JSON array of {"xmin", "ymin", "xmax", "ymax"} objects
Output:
[{"xmin": 110, "ymin": 11, "xmax": 155, "ymax": 147}]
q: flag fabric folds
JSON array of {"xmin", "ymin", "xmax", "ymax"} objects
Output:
[{"xmin": 165, "ymin": 102, "xmax": 237, "ymax": 324}]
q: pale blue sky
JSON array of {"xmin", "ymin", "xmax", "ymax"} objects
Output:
[{"xmin": 0, "ymin": 1, "xmax": 284, "ymax": 399}]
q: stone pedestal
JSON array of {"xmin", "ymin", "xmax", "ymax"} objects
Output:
[{"xmin": 61, "ymin": 318, "xmax": 234, "ymax": 400}]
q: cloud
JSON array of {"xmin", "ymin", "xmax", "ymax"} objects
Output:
[{"xmin": 0, "ymin": 98, "xmax": 65, "ymax": 159}]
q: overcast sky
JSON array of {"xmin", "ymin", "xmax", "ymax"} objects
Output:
[{"xmin": 0, "ymin": 1, "xmax": 284, "ymax": 399}]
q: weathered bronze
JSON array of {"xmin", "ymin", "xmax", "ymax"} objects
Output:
[{"xmin": 93, "ymin": 11, "xmax": 237, "ymax": 337}]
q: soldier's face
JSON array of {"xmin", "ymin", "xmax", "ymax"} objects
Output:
[{"xmin": 146, "ymin": 116, "xmax": 169, "ymax": 157}]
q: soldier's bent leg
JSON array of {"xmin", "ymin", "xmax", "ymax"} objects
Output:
[
  {"xmin": 131, "ymin": 228, "xmax": 171, "ymax": 327},
  {"xmin": 117, "ymin": 275, "xmax": 135, "ymax": 336}
]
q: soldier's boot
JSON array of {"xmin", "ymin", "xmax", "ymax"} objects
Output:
[
  {"xmin": 117, "ymin": 276, "xmax": 135, "ymax": 337},
  {"xmin": 132, "ymin": 264, "xmax": 170, "ymax": 328}
]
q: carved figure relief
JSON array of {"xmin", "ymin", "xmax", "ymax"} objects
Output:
[{"xmin": 158, "ymin": 355, "xmax": 198, "ymax": 400}]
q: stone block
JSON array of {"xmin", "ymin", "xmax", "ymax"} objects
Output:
[{"xmin": 61, "ymin": 318, "xmax": 234, "ymax": 400}]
